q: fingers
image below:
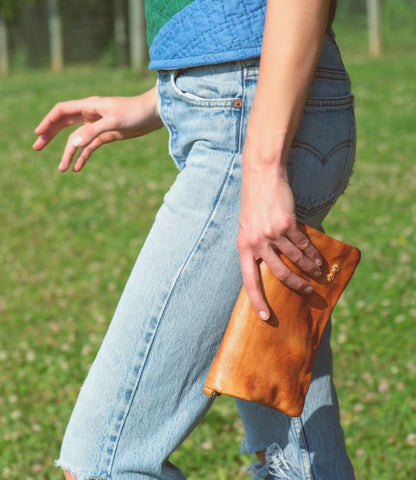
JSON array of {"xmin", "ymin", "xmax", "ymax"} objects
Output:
[
  {"xmin": 32, "ymin": 115, "xmax": 84, "ymax": 150},
  {"xmin": 32, "ymin": 98, "xmax": 101, "ymax": 150},
  {"xmin": 239, "ymin": 251, "xmax": 271, "ymax": 320},
  {"xmin": 261, "ymin": 245, "xmax": 314, "ymax": 294},
  {"xmin": 272, "ymin": 235, "xmax": 322, "ymax": 277},
  {"xmin": 58, "ymin": 117, "xmax": 114, "ymax": 172},
  {"xmin": 72, "ymin": 137, "xmax": 105, "ymax": 172},
  {"xmin": 286, "ymin": 224, "xmax": 323, "ymax": 267},
  {"xmin": 34, "ymin": 98, "xmax": 99, "ymax": 135},
  {"xmin": 238, "ymin": 223, "xmax": 324, "ymax": 321},
  {"xmin": 72, "ymin": 131, "xmax": 122, "ymax": 172},
  {"xmin": 239, "ymin": 244, "xmax": 315, "ymax": 322}
]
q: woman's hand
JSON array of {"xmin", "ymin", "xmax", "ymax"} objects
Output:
[
  {"xmin": 237, "ymin": 156, "xmax": 323, "ymax": 321},
  {"xmin": 32, "ymin": 87, "xmax": 163, "ymax": 172}
]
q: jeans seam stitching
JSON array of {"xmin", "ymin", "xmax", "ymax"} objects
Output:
[
  {"xmin": 340, "ymin": 103, "xmax": 357, "ymax": 188},
  {"xmin": 240, "ymin": 65, "xmax": 249, "ymax": 152},
  {"xmin": 292, "ymin": 417, "xmax": 314, "ymax": 480},
  {"xmin": 102, "ymin": 152, "xmax": 242, "ymax": 474},
  {"xmin": 304, "ymin": 95, "xmax": 354, "ymax": 110}
]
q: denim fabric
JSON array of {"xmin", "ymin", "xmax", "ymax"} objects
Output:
[{"xmin": 56, "ymin": 31, "xmax": 356, "ymax": 480}]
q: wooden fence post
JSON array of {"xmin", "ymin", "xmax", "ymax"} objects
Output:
[
  {"xmin": 47, "ymin": 0, "xmax": 64, "ymax": 71},
  {"xmin": 113, "ymin": 0, "xmax": 128, "ymax": 66},
  {"xmin": 367, "ymin": 0, "xmax": 382, "ymax": 57},
  {"xmin": 0, "ymin": 13, "xmax": 9, "ymax": 75},
  {"xmin": 128, "ymin": 0, "xmax": 147, "ymax": 73}
]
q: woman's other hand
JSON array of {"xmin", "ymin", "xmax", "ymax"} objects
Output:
[{"xmin": 32, "ymin": 87, "xmax": 163, "ymax": 172}]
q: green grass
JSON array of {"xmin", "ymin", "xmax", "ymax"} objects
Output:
[{"xmin": 1, "ymin": 46, "xmax": 415, "ymax": 479}]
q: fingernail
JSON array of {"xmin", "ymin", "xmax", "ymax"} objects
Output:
[
  {"xmin": 304, "ymin": 286, "xmax": 313, "ymax": 294},
  {"xmin": 259, "ymin": 311, "xmax": 270, "ymax": 321},
  {"xmin": 72, "ymin": 135, "xmax": 83, "ymax": 147},
  {"xmin": 313, "ymin": 270, "xmax": 322, "ymax": 278},
  {"xmin": 315, "ymin": 259, "xmax": 323, "ymax": 267}
]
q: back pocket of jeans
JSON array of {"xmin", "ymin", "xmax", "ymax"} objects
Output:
[{"xmin": 288, "ymin": 94, "xmax": 356, "ymax": 220}]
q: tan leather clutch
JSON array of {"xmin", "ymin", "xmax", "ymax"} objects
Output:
[{"xmin": 204, "ymin": 224, "xmax": 361, "ymax": 417}]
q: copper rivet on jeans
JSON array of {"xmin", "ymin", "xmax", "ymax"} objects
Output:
[{"xmin": 233, "ymin": 99, "xmax": 242, "ymax": 108}]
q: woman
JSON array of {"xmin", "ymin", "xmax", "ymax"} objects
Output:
[{"xmin": 33, "ymin": 1, "xmax": 356, "ymax": 478}]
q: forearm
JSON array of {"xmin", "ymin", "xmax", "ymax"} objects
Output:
[{"xmin": 244, "ymin": 0, "xmax": 331, "ymax": 174}]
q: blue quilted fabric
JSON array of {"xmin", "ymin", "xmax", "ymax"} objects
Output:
[{"xmin": 147, "ymin": 0, "xmax": 267, "ymax": 70}]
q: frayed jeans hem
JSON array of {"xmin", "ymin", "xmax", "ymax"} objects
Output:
[
  {"xmin": 54, "ymin": 458, "xmax": 110, "ymax": 480},
  {"xmin": 240, "ymin": 435, "xmax": 277, "ymax": 454}
]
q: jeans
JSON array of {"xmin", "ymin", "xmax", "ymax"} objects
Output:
[{"xmin": 56, "ymin": 30, "xmax": 356, "ymax": 480}]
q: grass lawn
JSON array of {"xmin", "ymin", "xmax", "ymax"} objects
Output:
[{"xmin": 1, "ymin": 44, "xmax": 415, "ymax": 478}]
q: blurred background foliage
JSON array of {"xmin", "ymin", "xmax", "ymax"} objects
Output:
[{"xmin": 0, "ymin": 0, "xmax": 415, "ymax": 71}]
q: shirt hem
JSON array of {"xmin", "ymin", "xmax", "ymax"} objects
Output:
[{"xmin": 148, "ymin": 46, "xmax": 262, "ymax": 71}]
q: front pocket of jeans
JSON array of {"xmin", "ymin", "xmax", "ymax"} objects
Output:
[
  {"xmin": 288, "ymin": 95, "xmax": 356, "ymax": 219},
  {"xmin": 170, "ymin": 69, "xmax": 239, "ymax": 108}
]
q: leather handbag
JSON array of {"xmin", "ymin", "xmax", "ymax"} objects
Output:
[{"xmin": 203, "ymin": 224, "xmax": 361, "ymax": 417}]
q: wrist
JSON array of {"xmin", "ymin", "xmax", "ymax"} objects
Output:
[
  {"xmin": 243, "ymin": 129, "xmax": 290, "ymax": 174},
  {"xmin": 136, "ymin": 86, "xmax": 161, "ymax": 120},
  {"xmin": 242, "ymin": 153, "xmax": 289, "ymax": 184}
]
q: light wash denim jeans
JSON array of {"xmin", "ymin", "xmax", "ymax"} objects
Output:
[{"xmin": 56, "ymin": 30, "xmax": 356, "ymax": 480}]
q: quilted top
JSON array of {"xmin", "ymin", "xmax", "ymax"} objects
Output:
[
  {"xmin": 145, "ymin": 0, "xmax": 267, "ymax": 70},
  {"xmin": 145, "ymin": 0, "xmax": 337, "ymax": 70}
]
